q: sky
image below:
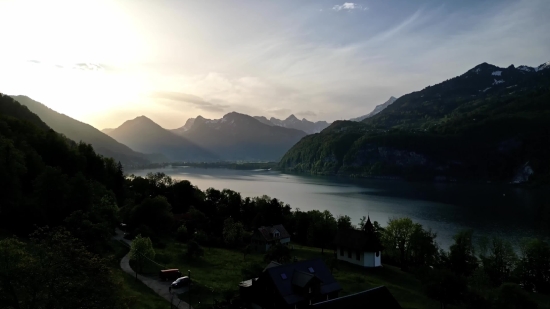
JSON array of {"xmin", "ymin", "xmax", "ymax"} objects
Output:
[{"xmin": 0, "ymin": 0, "xmax": 549, "ymax": 130}]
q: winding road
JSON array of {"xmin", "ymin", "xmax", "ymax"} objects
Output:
[{"xmin": 113, "ymin": 229, "xmax": 192, "ymax": 309}]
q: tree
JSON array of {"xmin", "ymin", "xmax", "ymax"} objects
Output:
[
  {"xmin": 409, "ymin": 225, "xmax": 439, "ymax": 267},
  {"xmin": 479, "ymin": 237, "xmax": 517, "ymax": 286},
  {"xmin": 187, "ymin": 240, "xmax": 204, "ymax": 258},
  {"xmin": 448, "ymin": 229, "xmax": 478, "ymax": 277},
  {"xmin": 424, "ymin": 269, "xmax": 467, "ymax": 309},
  {"xmin": 264, "ymin": 243, "xmax": 292, "ymax": 263},
  {"xmin": 176, "ymin": 225, "xmax": 189, "ymax": 242},
  {"xmin": 337, "ymin": 215, "xmax": 353, "ymax": 231},
  {"xmin": 0, "ymin": 228, "xmax": 123, "ymax": 309},
  {"xmin": 130, "ymin": 234, "xmax": 155, "ymax": 273},
  {"xmin": 381, "ymin": 217, "xmax": 418, "ymax": 269},
  {"xmin": 222, "ymin": 218, "xmax": 246, "ymax": 247},
  {"xmin": 358, "ymin": 216, "xmax": 367, "ymax": 229},
  {"xmin": 307, "ymin": 210, "xmax": 337, "ymax": 253},
  {"xmin": 517, "ymin": 238, "xmax": 550, "ymax": 293},
  {"xmin": 128, "ymin": 196, "xmax": 174, "ymax": 234}
]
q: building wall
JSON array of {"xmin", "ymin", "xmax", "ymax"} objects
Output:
[
  {"xmin": 374, "ymin": 251, "xmax": 381, "ymax": 267},
  {"xmin": 336, "ymin": 247, "xmax": 382, "ymax": 268},
  {"xmin": 336, "ymin": 246, "xmax": 364, "ymax": 267},
  {"xmin": 364, "ymin": 252, "xmax": 375, "ymax": 267}
]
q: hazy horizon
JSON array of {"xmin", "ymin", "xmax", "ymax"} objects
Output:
[{"xmin": 1, "ymin": 0, "xmax": 549, "ymax": 130}]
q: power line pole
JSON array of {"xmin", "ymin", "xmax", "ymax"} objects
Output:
[{"xmin": 188, "ymin": 270, "xmax": 191, "ymax": 308}]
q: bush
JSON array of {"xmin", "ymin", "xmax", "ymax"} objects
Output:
[
  {"xmin": 176, "ymin": 225, "xmax": 189, "ymax": 242},
  {"xmin": 187, "ymin": 240, "xmax": 204, "ymax": 258},
  {"xmin": 193, "ymin": 230, "xmax": 208, "ymax": 244},
  {"xmin": 492, "ymin": 283, "xmax": 538, "ymax": 309}
]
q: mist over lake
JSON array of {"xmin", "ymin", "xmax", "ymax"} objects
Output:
[{"xmin": 127, "ymin": 166, "xmax": 548, "ymax": 249}]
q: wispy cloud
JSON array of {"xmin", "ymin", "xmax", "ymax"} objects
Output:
[
  {"xmin": 268, "ymin": 108, "xmax": 292, "ymax": 117},
  {"xmin": 332, "ymin": 3, "xmax": 367, "ymax": 12},
  {"xmin": 296, "ymin": 110, "xmax": 317, "ymax": 117},
  {"xmin": 73, "ymin": 63, "xmax": 105, "ymax": 71},
  {"xmin": 152, "ymin": 91, "xmax": 229, "ymax": 112}
]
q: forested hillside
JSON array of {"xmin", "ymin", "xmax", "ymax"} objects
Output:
[
  {"xmin": 0, "ymin": 93, "xmax": 128, "ymax": 307},
  {"xmin": 12, "ymin": 95, "xmax": 159, "ymax": 166},
  {"xmin": 279, "ymin": 62, "xmax": 550, "ymax": 183}
]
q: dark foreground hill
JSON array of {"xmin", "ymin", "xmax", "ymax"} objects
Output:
[{"xmin": 279, "ymin": 61, "xmax": 550, "ymax": 183}]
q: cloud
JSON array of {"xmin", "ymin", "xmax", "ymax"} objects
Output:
[
  {"xmin": 332, "ymin": 3, "xmax": 367, "ymax": 11},
  {"xmin": 152, "ymin": 91, "xmax": 229, "ymax": 112},
  {"xmin": 296, "ymin": 110, "xmax": 317, "ymax": 117},
  {"xmin": 73, "ymin": 63, "xmax": 105, "ymax": 71},
  {"xmin": 28, "ymin": 60, "xmax": 41, "ymax": 64},
  {"xmin": 268, "ymin": 108, "xmax": 292, "ymax": 117}
]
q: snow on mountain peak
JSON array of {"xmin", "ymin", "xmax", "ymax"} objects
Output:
[
  {"xmin": 492, "ymin": 79, "xmax": 505, "ymax": 85},
  {"xmin": 536, "ymin": 61, "xmax": 550, "ymax": 71},
  {"xmin": 492, "ymin": 71, "xmax": 502, "ymax": 76},
  {"xmin": 517, "ymin": 65, "xmax": 535, "ymax": 72}
]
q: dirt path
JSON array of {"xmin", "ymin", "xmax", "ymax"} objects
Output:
[{"xmin": 113, "ymin": 229, "xmax": 192, "ymax": 309}]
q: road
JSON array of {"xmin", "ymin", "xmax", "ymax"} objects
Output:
[{"xmin": 113, "ymin": 229, "xmax": 192, "ymax": 309}]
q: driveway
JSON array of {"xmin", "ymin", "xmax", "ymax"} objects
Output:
[{"xmin": 113, "ymin": 229, "xmax": 193, "ymax": 309}]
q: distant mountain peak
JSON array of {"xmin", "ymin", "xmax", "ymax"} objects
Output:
[
  {"xmin": 350, "ymin": 96, "xmax": 398, "ymax": 122},
  {"xmin": 286, "ymin": 114, "xmax": 299, "ymax": 121}
]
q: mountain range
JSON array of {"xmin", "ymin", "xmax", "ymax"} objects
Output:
[
  {"xmin": 106, "ymin": 112, "xmax": 307, "ymax": 162},
  {"xmin": 279, "ymin": 61, "xmax": 550, "ymax": 183},
  {"xmin": 350, "ymin": 96, "xmax": 398, "ymax": 122},
  {"xmin": 255, "ymin": 115, "xmax": 330, "ymax": 134},
  {"xmin": 10, "ymin": 95, "xmax": 164, "ymax": 166}
]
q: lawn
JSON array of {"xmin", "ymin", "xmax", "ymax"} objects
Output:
[
  {"xmin": 133, "ymin": 240, "xmax": 443, "ymax": 309},
  {"xmin": 125, "ymin": 239, "xmax": 550, "ymax": 309}
]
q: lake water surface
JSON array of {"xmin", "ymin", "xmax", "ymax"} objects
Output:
[{"xmin": 127, "ymin": 166, "xmax": 548, "ymax": 249}]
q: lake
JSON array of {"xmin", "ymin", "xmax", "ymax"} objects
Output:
[{"xmin": 127, "ymin": 166, "xmax": 548, "ymax": 249}]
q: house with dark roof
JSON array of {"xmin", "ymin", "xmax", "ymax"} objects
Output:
[
  {"xmin": 251, "ymin": 224, "xmax": 291, "ymax": 252},
  {"xmin": 239, "ymin": 258, "xmax": 342, "ymax": 308},
  {"xmin": 333, "ymin": 216, "xmax": 383, "ymax": 268},
  {"xmin": 311, "ymin": 286, "xmax": 402, "ymax": 309}
]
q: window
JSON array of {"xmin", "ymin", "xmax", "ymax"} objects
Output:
[
  {"xmin": 376, "ymin": 251, "xmax": 380, "ymax": 257},
  {"xmin": 356, "ymin": 250, "xmax": 360, "ymax": 261},
  {"xmin": 348, "ymin": 249, "xmax": 352, "ymax": 258},
  {"xmin": 308, "ymin": 267, "xmax": 315, "ymax": 273},
  {"xmin": 309, "ymin": 287, "xmax": 312, "ymax": 294},
  {"xmin": 280, "ymin": 273, "xmax": 287, "ymax": 280},
  {"xmin": 339, "ymin": 247, "xmax": 344, "ymax": 256}
]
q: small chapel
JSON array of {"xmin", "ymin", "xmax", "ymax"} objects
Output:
[{"xmin": 333, "ymin": 216, "xmax": 383, "ymax": 268}]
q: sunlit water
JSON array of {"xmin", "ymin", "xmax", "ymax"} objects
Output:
[{"xmin": 127, "ymin": 166, "xmax": 548, "ymax": 249}]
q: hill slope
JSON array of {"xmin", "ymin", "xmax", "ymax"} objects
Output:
[
  {"xmin": 11, "ymin": 95, "xmax": 155, "ymax": 166},
  {"xmin": 279, "ymin": 61, "xmax": 550, "ymax": 183}
]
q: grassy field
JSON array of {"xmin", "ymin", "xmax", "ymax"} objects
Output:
[{"xmin": 133, "ymin": 240, "xmax": 445, "ymax": 309}]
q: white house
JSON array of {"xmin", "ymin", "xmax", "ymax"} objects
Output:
[
  {"xmin": 333, "ymin": 216, "xmax": 383, "ymax": 268},
  {"xmin": 251, "ymin": 224, "xmax": 291, "ymax": 252}
]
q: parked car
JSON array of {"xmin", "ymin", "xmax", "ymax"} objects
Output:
[
  {"xmin": 171, "ymin": 276, "xmax": 190, "ymax": 288},
  {"xmin": 159, "ymin": 269, "xmax": 182, "ymax": 281}
]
